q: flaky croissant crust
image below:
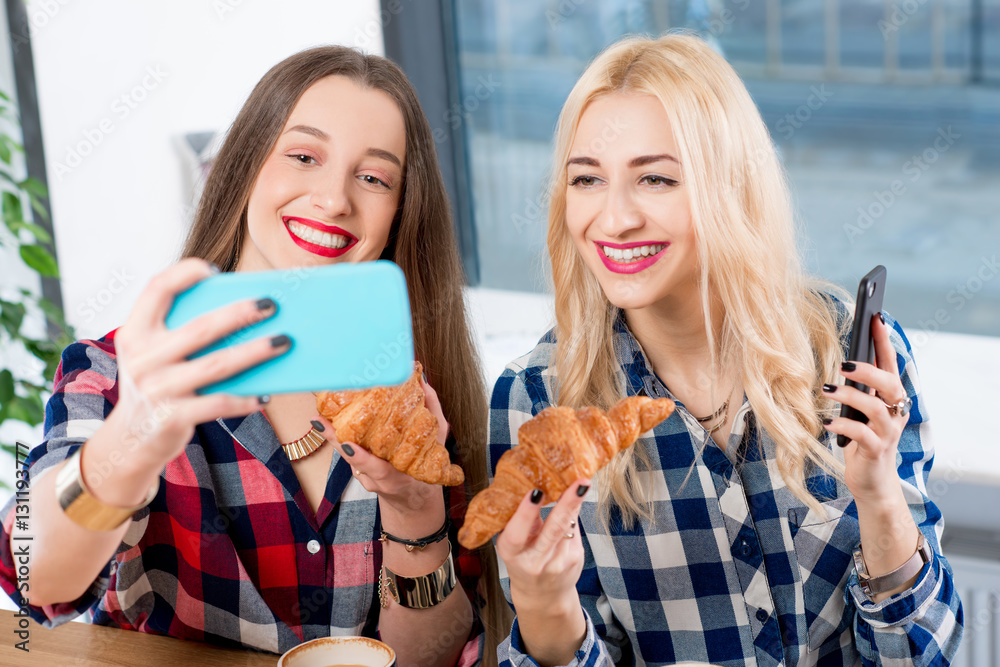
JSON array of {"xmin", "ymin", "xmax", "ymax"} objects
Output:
[
  {"xmin": 458, "ymin": 396, "xmax": 675, "ymax": 549},
  {"xmin": 315, "ymin": 363, "xmax": 464, "ymax": 486}
]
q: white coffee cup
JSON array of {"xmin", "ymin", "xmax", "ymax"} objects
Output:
[{"xmin": 277, "ymin": 636, "xmax": 396, "ymax": 667}]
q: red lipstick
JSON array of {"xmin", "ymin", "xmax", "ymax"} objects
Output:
[{"xmin": 283, "ymin": 216, "xmax": 357, "ymax": 258}]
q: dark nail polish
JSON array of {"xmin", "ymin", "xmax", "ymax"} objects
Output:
[
  {"xmin": 822, "ymin": 417, "xmax": 833, "ymax": 425},
  {"xmin": 879, "ymin": 312, "xmax": 885, "ymax": 325},
  {"xmin": 257, "ymin": 395, "xmax": 270, "ymax": 405},
  {"xmin": 256, "ymin": 297, "xmax": 276, "ymax": 312},
  {"xmin": 270, "ymin": 334, "xmax": 291, "ymax": 348},
  {"xmin": 342, "ymin": 443, "xmax": 355, "ymax": 457},
  {"xmin": 530, "ymin": 489, "xmax": 543, "ymax": 504},
  {"xmin": 841, "ymin": 361, "xmax": 857, "ymax": 372},
  {"xmin": 577, "ymin": 485, "xmax": 590, "ymax": 497},
  {"xmin": 310, "ymin": 419, "xmax": 325, "ymax": 432},
  {"xmin": 822, "ymin": 383, "xmax": 838, "ymax": 393}
]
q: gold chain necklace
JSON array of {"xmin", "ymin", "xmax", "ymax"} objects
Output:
[{"xmin": 695, "ymin": 389, "xmax": 733, "ymax": 435}]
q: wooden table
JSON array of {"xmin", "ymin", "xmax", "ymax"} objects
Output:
[{"xmin": 0, "ymin": 611, "xmax": 278, "ymax": 666}]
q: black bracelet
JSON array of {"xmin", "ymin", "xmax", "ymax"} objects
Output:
[{"xmin": 379, "ymin": 518, "xmax": 451, "ymax": 552}]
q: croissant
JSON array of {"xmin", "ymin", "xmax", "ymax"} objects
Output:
[
  {"xmin": 315, "ymin": 363, "xmax": 464, "ymax": 486},
  {"xmin": 458, "ymin": 396, "xmax": 675, "ymax": 549}
]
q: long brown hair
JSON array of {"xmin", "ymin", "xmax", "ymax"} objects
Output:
[{"xmin": 181, "ymin": 46, "xmax": 510, "ymax": 662}]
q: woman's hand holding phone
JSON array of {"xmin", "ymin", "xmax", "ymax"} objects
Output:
[
  {"xmin": 821, "ymin": 313, "xmax": 912, "ymax": 504},
  {"xmin": 88, "ymin": 259, "xmax": 290, "ymax": 507},
  {"xmin": 820, "ymin": 298, "xmax": 922, "ymax": 602}
]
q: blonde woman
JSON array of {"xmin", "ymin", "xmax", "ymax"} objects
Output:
[{"xmin": 490, "ymin": 34, "xmax": 962, "ymax": 666}]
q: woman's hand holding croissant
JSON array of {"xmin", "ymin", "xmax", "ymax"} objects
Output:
[
  {"xmin": 316, "ymin": 378, "xmax": 450, "ymax": 527},
  {"xmin": 497, "ymin": 480, "xmax": 590, "ymax": 667}
]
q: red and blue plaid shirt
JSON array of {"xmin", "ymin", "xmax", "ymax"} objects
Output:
[{"xmin": 0, "ymin": 330, "xmax": 483, "ymax": 663}]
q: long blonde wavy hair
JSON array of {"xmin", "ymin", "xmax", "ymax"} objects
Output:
[{"xmin": 548, "ymin": 33, "xmax": 849, "ymax": 524}]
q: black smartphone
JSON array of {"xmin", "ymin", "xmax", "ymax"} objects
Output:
[{"xmin": 837, "ymin": 265, "xmax": 887, "ymax": 447}]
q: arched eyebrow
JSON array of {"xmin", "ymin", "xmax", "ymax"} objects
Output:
[
  {"xmin": 366, "ymin": 148, "xmax": 402, "ymax": 168},
  {"xmin": 629, "ymin": 153, "xmax": 680, "ymax": 167},
  {"xmin": 285, "ymin": 124, "xmax": 402, "ymax": 168},
  {"xmin": 286, "ymin": 124, "xmax": 330, "ymax": 141},
  {"xmin": 566, "ymin": 154, "xmax": 680, "ymax": 168}
]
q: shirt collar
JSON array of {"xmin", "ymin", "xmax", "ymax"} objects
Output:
[
  {"xmin": 217, "ymin": 411, "xmax": 281, "ymax": 463},
  {"xmin": 611, "ymin": 309, "xmax": 753, "ymax": 461}
]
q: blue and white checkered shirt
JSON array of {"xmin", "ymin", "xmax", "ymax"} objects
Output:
[{"xmin": 490, "ymin": 310, "xmax": 963, "ymax": 666}]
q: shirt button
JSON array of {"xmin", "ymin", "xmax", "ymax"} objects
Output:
[
  {"xmin": 740, "ymin": 541, "xmax": 752, "ymax": 557},
  {"xmin": 756, "ymin": 608, "xmax": 769, "ymax": 623},
  {"xmin": 307, "ymin": 539, "xmax": 322, "ymax": 554}
]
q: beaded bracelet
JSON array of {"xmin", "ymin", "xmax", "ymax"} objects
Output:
[{"xmin": 379, "ymin": 518, "xmax": 450, "ymax": 552}]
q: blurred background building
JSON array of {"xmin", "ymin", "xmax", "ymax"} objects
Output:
[{"xmin": 450, "ymin": 0, "xmax": 1000, "ymax": 338}]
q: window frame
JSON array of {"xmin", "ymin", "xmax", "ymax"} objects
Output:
[{"xmin": 380, "ymin": 0, "xmax": 480, "ymax": 284}]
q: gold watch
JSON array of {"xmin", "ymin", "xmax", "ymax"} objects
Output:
[{"xmin": 55, "ymin": 447, "xmax": 159, "ymax": 532}]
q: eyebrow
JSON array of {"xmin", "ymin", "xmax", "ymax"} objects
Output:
[
  {"xmin": 365, "ymin": 147, "xmax": 403, "ymax": 169},
  {"xmin": 284, "ymin": 124, "xmax": 403, "ymax": 168},
  {"xmin": 566, "ymin": 153, "xmax": 680, "ymax": 168},
  {"xmin": 286, "ymin": 124, "xmax": 329, "ymax": 141}
]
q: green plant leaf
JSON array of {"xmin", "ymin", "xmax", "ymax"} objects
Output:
[
  {"xmin": 23, "ymin": 338, "xmax": 63, "ymax": 378},
  {"xmin": 18, "ymin": 177, "xmax": 47, "ymax": 199},
  {"xmin": 19, "ymin": 244, "xmax": 59, "ymax": 276},
  {"xmin": 27, "ymin": 194, "xmax": 49, "ymax": 222},
  {"xmin": 18, "ymin": 380, "xmax": 48, "ymax": 394},
  {"xmin": 0, "ymin": 140, "xmax": 10, "ymax": 166},
  {"xmin": 0, "ymin": 298, "xmax": 25, "ymax": 336},
  {"xmin": 3, "ymin": 392, "xmax": 45, "ymax": 427},
  {"xmin": 15, "ymin": 221, "xmax": 52, "ymax": 243},
  {"xmin": 37, "ymin": 297, "xmax": 70, "ymax": 329},
  {"xmin": 3, "ymin": 396, "xmax": 34, "ymax": 424},
  {"xmin": 8, "ymin": 220, "xmax": 52, "ymax": 244},
  {"xmin": 21, "ymin": 390, "xmax": 45, "ymax": 425},
  {"xmin": 0, "ymin": 369, "xmax": 13, "ymax": 404},
  {"xmin": 2, "ymin": 190, "xmax": 22, "ymax": 225}
]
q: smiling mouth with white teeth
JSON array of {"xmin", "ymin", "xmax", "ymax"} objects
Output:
[
  {"xmin": 286, "ymin": 219, "xmax": 352, "ymax": 249},
  {"xmin": 601, "ymin": 243, "xmax": 667, "ymax": 263}
]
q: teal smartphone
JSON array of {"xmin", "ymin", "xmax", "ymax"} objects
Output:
[{"xmin": 164, "ymin": 261, "xmax": 414, "ymax": 396}]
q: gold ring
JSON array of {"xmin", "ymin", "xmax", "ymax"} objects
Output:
[
  {"xmin": 563, "ymin": 531, "xmax": 575, "ymax": 540},
  {"xmin": 569, "ymin": 519, "xmax": 577, "ymax": 530}
]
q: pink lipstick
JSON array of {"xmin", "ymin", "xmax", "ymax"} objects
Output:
[{"xmin": 595, "ymin": 241, "xmax": 669, "ymax": 275}]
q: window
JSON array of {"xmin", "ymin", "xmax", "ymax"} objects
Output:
[{"xmin": 439, "ymin": 0, "xmax": 1000, "ymax": 338}]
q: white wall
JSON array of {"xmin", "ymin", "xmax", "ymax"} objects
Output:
[{"xmin": 29, "ymin": 0, "xmax": 386, "ymax": 340}]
